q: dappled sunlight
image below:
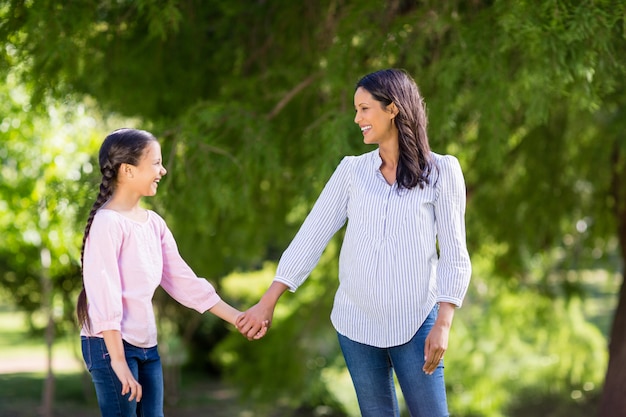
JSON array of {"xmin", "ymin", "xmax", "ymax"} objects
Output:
[{"xmin": 2, "ymin": 1, "xmax": 625, "ymax": 416}]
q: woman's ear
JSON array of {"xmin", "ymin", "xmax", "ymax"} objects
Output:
[{"xmin": 387, "ymin": 102, "xmax": 399, "ymax": 118}]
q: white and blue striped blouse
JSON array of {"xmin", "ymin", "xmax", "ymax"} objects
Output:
[{"xmin": 274, "ymin": 149, "xmax": 472, "ymax": 348}]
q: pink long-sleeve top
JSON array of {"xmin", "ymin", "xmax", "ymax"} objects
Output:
[{"xmin": 80, "ymin": 208, "xmax": 221, "ymax": 348}]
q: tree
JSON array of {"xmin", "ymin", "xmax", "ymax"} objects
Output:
[
  {"xmin": 0, "ymin": 72, "xmax": 108, "ymax": 415},
  {"xmin": 1, "ymin": 0, "xmax": 625, "ymax": 415}
]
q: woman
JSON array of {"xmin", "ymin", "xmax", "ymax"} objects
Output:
[{"xmin": 237, "ymin": 69, "xmax": 471, "ymax": 416}]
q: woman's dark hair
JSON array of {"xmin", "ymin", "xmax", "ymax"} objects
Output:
[
  {"xmin": 356, "ymin": 68, "xmax": 435, "ymax": 190},
  {"xmin": 76, "ymin": 128, "xmax": 157, "ymax": 329}
]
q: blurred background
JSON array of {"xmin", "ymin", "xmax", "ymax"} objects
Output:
[{"xmin": 1, "ymin": 1, "xmax": 625, "ymax": 416}]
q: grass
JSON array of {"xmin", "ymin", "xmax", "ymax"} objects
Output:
[
  {"xmin": 0, "ymin": 308, "xmax": 92, "ymax": 416},
  {"xmin": 0, "ymin": 370, "xmax": 262, "ymax": 417},
  {"xmin": 0, "ymin": 372, "xmax": 96, "ymax": 417},
  {"xmin": 0, "ymin": 307, "xmax": 84, "ymax": 372},
  {"xmin": 0, "ymin": 266, "xmax": 619, "ymax": 417},
  {"xmin": 0, "ymin": 308, "xmax": 316, "ymax": 417}
]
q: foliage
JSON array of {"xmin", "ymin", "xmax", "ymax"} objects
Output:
[
  {"xmin": 216, "ymin": 241, "xmax": 611, "ymax": 416},
  {"xmin": 215, "ymin": 241, "xmax": 344, "ymax": 411},
  {"xmin": 3, "ymin": 0, "xmax": 624, "ymax": 277},
  {"xmin": 0, "ymin": 73, "xmax": 102, "ymax": 332},
  {"xmin": 1, "ymin": 0, "xmax": 626, "ymax": 415},
  {"xmin": 442, "ymin": 250, "xmax": 609, "ymax": 417}
]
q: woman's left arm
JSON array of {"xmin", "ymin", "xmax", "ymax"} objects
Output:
[
  {"xmin": 433, "ymin": 155, "xmax": 472, "ymax": 307},
  {"xmin": 423, "ymin": 302, "xmax": 455, "ymax": 374},
  {"xmin": 424, "ymin": 156, "xmax": 472, "ymax": 374}
]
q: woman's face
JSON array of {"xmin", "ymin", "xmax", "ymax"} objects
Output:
[{"xmin": 353, "ymin": 86, "xmax": 397, "ymax": 146}]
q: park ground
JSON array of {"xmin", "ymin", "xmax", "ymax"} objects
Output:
[{"xmin": 0, "ymin": 307, "xmax": 312, "ymax": 417}]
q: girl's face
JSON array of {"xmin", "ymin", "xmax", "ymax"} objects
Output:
[
  {"xmin": 131, "ymin": 141, "xmax": 167, "ymax": 197},
  {"xmin": 353, "ymin": 86, "xmax": 397, "ymax": 146}
]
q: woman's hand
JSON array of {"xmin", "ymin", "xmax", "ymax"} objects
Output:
[
  {"xmin": 237, "ymin": 301, "xmax": 275, "ymax": 340},
  {"xmin": 423, "ymin": 302, "xmax": 455, "ymax": 375},
  {"xmin": 236, "ymin": 281, "xmax": 288, "ymax": 340}
]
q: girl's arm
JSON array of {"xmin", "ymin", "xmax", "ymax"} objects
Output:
[
  {"xmin": 101, "ymin": 330, "xmax": 142, "ymax": 402},
  {"xmin": 207, "ymin": 300, "xmax": 241, "ymax": 326},
  {"xmin": 209, "ymin": 300, "xmax": 268, "ymax": 339}
]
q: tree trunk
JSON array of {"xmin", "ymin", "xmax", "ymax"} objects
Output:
[
  {"xmin": 598, "ymin": 142, "xmax": 626, "ymax": 417},
  {"xmin": 39, "ymin": 247, "xmax": 55, "ymax": 417},
  {"xmin": 41, "ymin": 314, "xmax": 55, "ymax": 417}
]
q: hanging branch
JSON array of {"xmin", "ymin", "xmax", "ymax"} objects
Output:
[{"xmin": 266, "ymin": 73, "xmax": 321, "ymax": 120}]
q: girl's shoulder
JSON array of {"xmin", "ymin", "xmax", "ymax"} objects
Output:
[
  {"xmin": 146, "ymin": 209, "xmax": 168, "ymax": 228},
  {"xmin": 89, "ymin": 209, "xmax": 128, "ymax": 239},
  {"xmin": 93, "ymin": 208, "xmax": 125, "ymax": 225},
  {"xmin": 93, "ymin": 208, "xmax": 166, "ymax": 228}
]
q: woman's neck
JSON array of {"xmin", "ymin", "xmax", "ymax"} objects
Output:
[
  {"xmin": 378, "ymin": 142, "xmax": 399, "ymax": 185},
  {"xmin": 378, "ymin": 142, "xmax": 399, "ymax": 170}
]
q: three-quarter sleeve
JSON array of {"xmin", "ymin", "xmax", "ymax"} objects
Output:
[
  {"xmin": 82, "ymin": 215, "xmax": 124, "ymax": 334},
  {"xmin": 434, "ymin": 155, "xmax": 472, "ymax": 307},
  {"xmin": 159, "ymin": 219, "xmax": 221, "ymax": 313},
  {"xmin": 274, "ymin": 156, "xmax": 352, "ymax": 291}
]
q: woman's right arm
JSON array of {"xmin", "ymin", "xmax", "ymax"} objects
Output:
[
  {"xmin": 102, "ymin": 330, "xmax": 142, "ymax": 402},
  {"xmin": 237, "ymin": 157, "xmax": 352, "ymax": 340}
]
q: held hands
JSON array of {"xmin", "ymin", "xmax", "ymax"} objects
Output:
[
  {"xmin": 236, "ymin": 282, "xmax": 287, "ymax": 341},
  {"xmin": 236, "ymin": 301, "xmax": 275, "ymax": 341},
  {"xmin": 207, "ymin": 300, "xmax": 268, "ymax": 338}
]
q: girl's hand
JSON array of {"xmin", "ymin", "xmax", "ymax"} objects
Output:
[
  {"xmin": 102, "ymin": 330, "xmax": 141, "ymax": 402},
  {"xmin": 110, "ymin": 359, "xmax": 142, "ymax": 402},
  {"xmin": 237, "ymin": 302, "xmax": 274, "ymax": 341},
  {"xmin": 237, "ymin": 281, "xmax": 288, "ymax": 340}
]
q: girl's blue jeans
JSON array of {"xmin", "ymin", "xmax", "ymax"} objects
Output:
[
  {"xmin": 337, "ymin": 305, "xmax": 449, "ymax": 417},
  {"xmin": 81, "ymin": 336, "xmax": 164, "ymax": 417}
]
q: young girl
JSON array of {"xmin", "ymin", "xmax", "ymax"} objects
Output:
[{"xmin": 76, "ymin": 128, "xmax": 261, "ymax": 416}]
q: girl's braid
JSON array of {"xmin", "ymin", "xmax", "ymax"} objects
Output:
[{"xmin": 76, "ymin": 162, "xmax": 115, "ymax": 328}]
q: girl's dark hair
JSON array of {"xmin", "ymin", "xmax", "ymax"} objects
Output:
[
  {"xmin": 76, "ymin": 128, "xmax": 157, "ymax": 329},
  {"xmin": 356, "ymin": 68, "xmax": 435, "ymax": 190}
]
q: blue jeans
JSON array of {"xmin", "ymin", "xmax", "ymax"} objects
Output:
[
  {"xmin": 81, "ymin": 336, "xmax": 164, "ymax": 417},
  {"xmin": 337, "ymin": 306, "xmax": 449, "ymax": 417}
]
